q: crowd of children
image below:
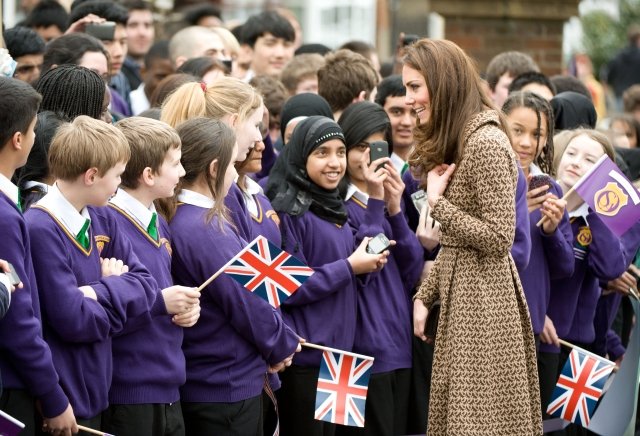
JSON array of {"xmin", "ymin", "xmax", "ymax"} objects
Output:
[{"xmin": 1, "ymin": 3, "xmax": 640, "ymax": 436}]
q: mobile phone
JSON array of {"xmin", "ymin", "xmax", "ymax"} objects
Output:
[
  {"xmin": 6, "ymin": 263, "xmax": 20, "ymax": 286},
  {"xmin": 411, "ymin": 190, "xmax": 427, "ymax": 213},
  {"xmin": 85, "ymin": 22, "xmax": 116, "ymax": 41},
  {"xmin": 366, "ymin": 233, "xmax": 391, "ymax": 254},
  {"xmin": 402, "ymin": 34, "xmax": 419, "ymax": 47},
  {"xmin": 528, "ymin": 174, "xmax": 554, "ymax": 197},
  {"xmin": 369, "ymin": 141, "xmax": 389, "ymax": 171}
]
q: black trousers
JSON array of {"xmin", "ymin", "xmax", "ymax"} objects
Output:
[
  {"xmin": 537, "ymin": 351, "xmax": 559, "ymax": 419},
  {"xmin": 181, "ymin": 395, "xmax": 262, "ymax": 436},
  {"xmin": 277, "ymin": 365, "xmax": 335, "ymax": 436},
  {"xmin": 406, "ymin": 336, "xmax": 434, "ymax": 434},
  {"xmin": 102, "ymin": 402, "xmax": 185, "ymax": 436},
  {"xmin": 335, "ymin": 368, "xmax": 411, "ymax": 436}
]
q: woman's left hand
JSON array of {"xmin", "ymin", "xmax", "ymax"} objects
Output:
[{"xmin": 426, "ymin": 163, "xmax": 456, "ymax": 207}]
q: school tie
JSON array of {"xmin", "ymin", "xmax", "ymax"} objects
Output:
[
  {"xmin": 16, "ymin": 196, "xmax": 22, "ymax": 212},
  {"xmin": 76, "ymin": 219, "xmax": 91, "ymax": 250},
  {"xmin": 147, "ymin": 212, "xmax": 158, "ymax": 241},
  {"xmin": 401, "ymin": 162, "xmax": 409, "ymax": 176}
]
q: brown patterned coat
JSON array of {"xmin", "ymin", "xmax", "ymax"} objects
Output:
[{"xmin": 415, "ymin": 110, "xmax": 542, "ymax": 435}]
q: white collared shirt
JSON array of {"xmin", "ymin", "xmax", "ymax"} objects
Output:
[
  {"xmin": 569, "ymin": 202, "xmax": 590, "ymax": 223},
  {"xmin": 240, "ymin": 178, "xmax": 263, "ymax": 216},
  {"xmin": 529, "ymin": 163, "xmax": 543, "ymax": 177},
  {"xmin": 177, "ymin": 189, "xmax": 215, "ymax": 209},
  {"xmin": 344, "ymin": 183, "xmax": 369, "ymax": 205},
  {"xmin": 110, "ymin": 189, "xmax": 156, "ymax": 230},
  {"xmin": 36, "ymin": 183, "xmax": 91, "ymax": 237},
  {"xmin": 390, "ymin": 152, "xmax": 407, "ymax": 175},
  {"xmin": 0, "ymin": 173, "xmax": 19, "ymax": 206},
  {"xmin": 130, "ymin": 83, "xmax": 150, "ymax": 116}
]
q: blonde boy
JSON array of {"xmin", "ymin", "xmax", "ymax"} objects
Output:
[
  {"xmin": 103, "ymin": 117, "xmax": 199, "ymax": 436},
  {"xmin": 24, "ymin": 116, "xmax": 196, "ymax": 428}
]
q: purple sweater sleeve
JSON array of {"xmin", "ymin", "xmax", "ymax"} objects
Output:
[
  {"xmin": 606, "ymin": 329, "xmax": 625, "ymax": 361},
  {"xmin": 541, "ymin": 183, "xmax": 574, "ymax": 280},
  {"xmin": 587, "ymin": 211, "xmax": 627, "ymax": 281},
  {"xmin": 386, "ymin": 209, "xmax": 424, "ymax": 293},
  {"xmin": 28, "ymin": 221, "xmax": 113, "ymax": 343},
  {"xmin": 256, "ymin": 134, "xmax": 277, "ymax": 180},
  {"xmin": 0, "ymin": 211, "xmax": 69, "ymax": 418},
  {"xmin": 511, "ymin": 167, "xmax": 531, "ymax": 272}
]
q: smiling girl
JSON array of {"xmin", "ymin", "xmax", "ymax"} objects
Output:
[
  {"xmin": 265, "ymin": 116, "xmax": 390, "ymax": 434},
  {"xmin": 503, "ymin": 91, "xmax": 574, "ymax": 415},
  {"xmin": 541, "ymin": 129, "xmax": 627, "ymax": 418}
]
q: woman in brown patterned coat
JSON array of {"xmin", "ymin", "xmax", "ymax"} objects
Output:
[{"xmin": 404, "ymin": 39, "xmax": 542, "ymax": 435}]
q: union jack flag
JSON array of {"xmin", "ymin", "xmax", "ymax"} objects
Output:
[
  {"xmin": 314, "ymin": 349, "xmax": 374, "ymax": 427},
  {"xmin": 546, "ymin": 348, "xmax": 615, "ymax": 427},
  {"xmin": 223, "ymin": 236, "xmax": 314, "ymax": 308}
]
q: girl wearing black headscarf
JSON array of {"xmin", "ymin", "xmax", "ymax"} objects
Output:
[
  {"xmin": 338, "ymin": 102, "xmax": 423, "ymax": 435},
  {"xmin": 265, "ymin": 116, "xmax": 390, "ymax": 434}
]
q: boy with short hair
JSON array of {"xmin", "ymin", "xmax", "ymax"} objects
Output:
[
  {"xmin": 25, "ymin": 116, "xmax": 195, "ymax": 428},
  {"xmin": 0, "ymin": 76, "xmax": 77, "ymax": 436},
  {"xmin": 485, "ymin": 50, "xmax": 539, "ymax": 109},
  {"xmin": 103, "ymin": 117, "xmax": 200, "ymax": 436},
  {"xmin": 240, "ymin": 10, "xmax": 296, "ymax": 78},
  {"xmin": 3, "ymin": 27, "xmax": 45, "ymax": 85},
  {"xmin": 280, "ymin": 53, "xmax": 325, "ymax": 96},
  {"xmin": 318, "ymin": 49, "xmax": 379, "ymax": 119}
]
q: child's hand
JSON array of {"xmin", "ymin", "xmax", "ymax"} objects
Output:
[
  {"xmin": 416, "ymin": 203, "xmax": 440, "ymax": 251},
  {"xmin": 347, "ymin": 237, "xmax": 391, "ymax": 275},
  {"xmin": 540, "ymin": 315, "xmax": 559, "ymax": 347},
  {"xmin": 361, "ymin": 148, "xmax": 390, "ymax": 200},
  {"xmin": 172, "ymin": 304, "xmax": 201, "ymax": 328},
  {"xmin": 541, "ymin": 196, "xmax": 567, "ymax": 235},
  {"xmin": 526, "ymin": 186, "xmax": 553, "ymax": 213},
  {"xmin": 267, "ymin": 341, "xmax": 301, "ymax": 374},
  {"xmin": 383, "ymin": 165, "xmax": 404, "ymax": 216},
  {"xmin": 606, "ymin": 271, "xmax": 638, "ymax": 296},
  {"xmin": 78, "ymin": 285, "xmax": 97, "ymax": 300},
  {"xmin": 41, "ymin": 403, "xmax": 78, "ymax": 436},
  {"xmin": 162, "ymin": 285, "xmax": 200, "ymax": 315},
  {"xmin": 413, "ymin": 298, "xmax": 429, "ymax": 341},
  {"xmin": 0, "ymin": 259, "xmax": 22, "ymax": 292},
  {"xmin": 100, "ymin": 257, "xmax": 129, "ymax": 277}
]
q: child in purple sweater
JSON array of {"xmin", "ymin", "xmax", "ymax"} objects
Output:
[
  {"xmin": 265, "ymin": 116, "xmax": 391, "ymax": 435},
  {"xmin": 163, "ymin": 118, "xmax": 301, "ymax": 435},
  {"xmin": 338, "ymin": 102, "xmax": 423, "ymax": 435},
  {"xmin": 26, "ymin": 116, "xmax": 193, "ymax": 428},
  {"xmin": 103, "ymin": 117, "xmax": 202, "ymax": 436},
  {"xmin": 0, "ymin": 76, "xmax": 76, "ymax": 436}
]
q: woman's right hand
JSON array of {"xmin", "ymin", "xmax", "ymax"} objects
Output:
[
  {"xmin": 347, "ymin": 237, "xmax": 390, "ymax": 275},
  {"xmin": 413, "ymin": 298, "xmax": 429, "ymax": 341}
]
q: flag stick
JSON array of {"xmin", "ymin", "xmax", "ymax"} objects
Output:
[
  {"xmin": 558, "ymin": 339, "xmax": 618, "ymax": 371},
  {"xmin": 628, "ymin": 287, "xmax": 640, "ymax": 300},
  {"xmin": 301, "ymin": 342, "xmax": 374, "ymax": 361},
  {"xmin": 77, "ymin": 425, "xmax": 113, "ymax": 436},
  {"xmin": 195, "ymin": 235, "xmax": 263, "ymax": 292},
  {"xmin": 536, "ymin": 184, "xmax": 577, "ymax": 227}
]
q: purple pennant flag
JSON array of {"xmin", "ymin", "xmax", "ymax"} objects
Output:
[
  {"xmin": 573, "ymin": 155, "xmax": 640, "ymax": 237},
  {"xmin": 0, "ymin": 409, "xmax": 25, "ymax": 436}
]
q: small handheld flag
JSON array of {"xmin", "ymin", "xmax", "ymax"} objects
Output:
[
  {"xmin": 0, "ymin": 409, "xmax": 24, "ymax": 436},
  {"xmin": 572, "ymin": 155, "xmax": 640, "ymax": 237},
  {"xmin": 223, "ymin": 235, "xmax": 314, "ymax": 308},
  {"xmin": 314, "ymin": 349, "xmax": 374, "ymax": 428},
  {"xmin": 546, "ymin": 348, "xmax": 615, "ymax": 427}
]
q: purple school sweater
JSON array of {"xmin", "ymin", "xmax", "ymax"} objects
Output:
[
  {"xmin": 592, "ymin": 293, "xmax": 625, "ymax": 360},
  {"xmin": 519, "ymin": 180, "xmax": 574, "ymax": 334},
  {"xmin": 345, "ymin": 197, "xmax": 423, "ymax": 373},
  {"xmin": 277, "ymin": 208, "xmax": 382, "ymax": 367},
  {"xmin": 224, "ymin": 182, "xmax": 254, "ymax": 242},
  {"xmin": 25, "ymin": 206, "xmax": 160, "ymax": 418},
  {"xmin": 0, "ymin": 193, "xmax": 69, "ymax": 418},
  {"xmin": 170, "ymin": 203, "xmax": 299, "ymax": 403},
  {"xmin": 105, "ymin": 205, "xmax": 185, "ymax": 404},
  {"xmin": 540, "ymin": 211, "xmax": 627, "ymax": 353}
]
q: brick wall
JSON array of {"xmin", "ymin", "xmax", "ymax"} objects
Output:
[{"xmin": 430, "ymin": 0, "xmax": 579, "ymax": 76}]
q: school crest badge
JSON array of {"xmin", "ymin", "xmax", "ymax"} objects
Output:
[
  {"xmin": 576, "ymin": 226, "xmax": 592, "ymax": 247},
  {"xmin": 594, "ymin": 182, "xmax": 628, "ymax": 217},
  {"xmin": 94, "ymin": 235, "xmax": 111, "ymax": 255}
]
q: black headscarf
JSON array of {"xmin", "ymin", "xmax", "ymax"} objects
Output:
[
  {"xmin": 280, "ymin": 93, "xmax": 334, "ymax": 140},
  {"xmin": 551, "ymin": 91, "xmax": 597, "ymax": 131},
  {"xmin": 265, "ymin": 116, "xmax": 348, "ymax": 225}
]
